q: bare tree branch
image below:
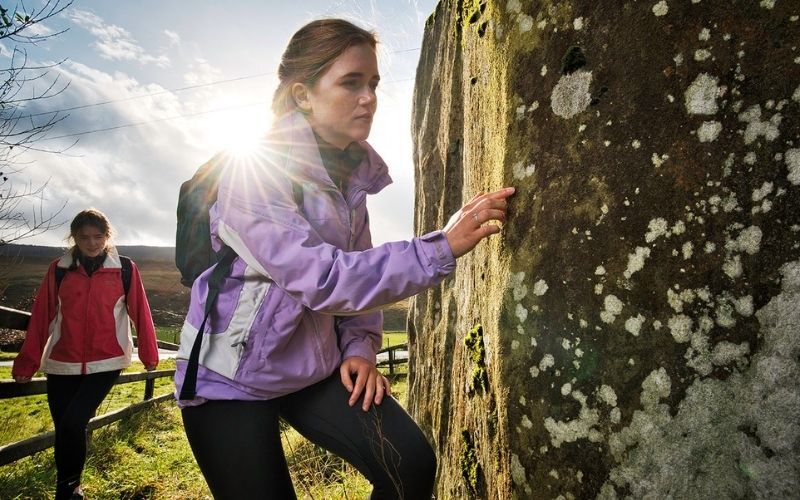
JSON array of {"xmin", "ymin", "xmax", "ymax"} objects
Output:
[{"xmin": 0, "ymin": 0, "xmax": 73, "ymax": 246}]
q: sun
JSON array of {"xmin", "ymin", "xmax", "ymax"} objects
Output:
[{"xmin": 201, "ymin": 101, "xmax": 271, "ymax": 157}]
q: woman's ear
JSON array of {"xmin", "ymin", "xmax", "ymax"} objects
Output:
[{"xmin": 291, "ymin": 82, "xmax": 312, "ymax": 112}]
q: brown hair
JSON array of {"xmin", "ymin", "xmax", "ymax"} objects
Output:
[
  {"xmin": 67, "ymin": 208, "xmax": 115, "ymax": 263},
  {"xmin": 272, "ymin": 18, "xmax": 378, "ymax": 117}
]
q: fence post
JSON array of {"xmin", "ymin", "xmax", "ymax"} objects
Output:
[
  {"xmin": 144, "ymin": 379, "xmax": 154, "ymax": 400},
  {"xmin": 389, "ymin": 348, "xmax": 395, "ymax": 375}
]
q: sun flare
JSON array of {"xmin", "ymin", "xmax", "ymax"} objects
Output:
[{"xmin": 201, "ymin": 101, "xmax": 271, "ymax": 157}]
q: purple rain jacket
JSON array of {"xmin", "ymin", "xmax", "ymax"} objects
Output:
[{"xmin": 174, "ymin": 111, "xmax": 456, "ymax": 404}]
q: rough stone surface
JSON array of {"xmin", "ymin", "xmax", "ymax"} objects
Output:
[{"xmin": 408, "ymin": 1, "xmax": 800, "ymax": 498}]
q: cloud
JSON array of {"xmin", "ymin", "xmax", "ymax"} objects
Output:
[
  {"xmin": 68, "ymin": 9, "xmax": 170, "ymax": 68},
  {"xmin": 16, "ymin": 60, "xmax": 217, "ymax": 246},
  {"xmin": 163, "ymin": 29, "xmax": 180, "ymax": 46}
]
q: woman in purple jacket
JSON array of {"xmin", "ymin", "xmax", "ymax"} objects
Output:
[{"xmin": 176, "ymin": 18, "xmax": 514, "ymax": 499}]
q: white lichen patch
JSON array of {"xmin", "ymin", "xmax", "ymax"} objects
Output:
[
  {"xmin": 752, "ymin": 181, "xmax": 774, "ymax": 202},
  {"xmin": 694, "ymin": 49, "xmax": 712, "ymax": 61},
  {"xmin": 723, "ymin": 254, "xmax": 743, "ymax": 279},
  {"xmin": 652, "ymin": 153, "xmax": 669, "ymax": 168},
  {"xmin": 603, "ymin": 262, "xmax": 800, "ymax": 497},
  {"xmin": 539, "ymin": 354, "xmax": 555, "ymax": 371},
  {"xmin": 533, "ymin": 279, "xmax": 549, "ymax": 296},
  {"xmin": 711, "ymin": 341, "xmax": 750, "ymax": 366},
  {"xmin": 561, "ymin": 383, "xmax": 572, "ymax": 396},
  {"xmin": 601, "ymin": 294, "xmax": 624, "ymax": 323},
  {"xmin": 573, "ymin": 17, "xmax": 584, "ymax": 30},
  {"xmin": 551, "ymin": 70, "xmax": 593, "ymax": 119},
  {"xmin": 511, "ymin": 340, "xmax": 520, "ymax": 350},
  {"xmin": 598, "ymin": 385, "xmax": 618, "ymax": 407},
  {"xmin": 672, "ymin": 220, "xmax": 686, "ymax": 235},
  {"xmin": 645, "ymin": 218, "xmax": 670, "ymax": 242},
  {"xmin": 544, "ymin": 390, "xmax": 602, "ymax": 448},
  {"xmin": 652, "ymin": 1, "xmax": 669, "ymax": 16},
  {"xmin": 698, "ymin": 28, "xmax": 711, "ymax": 41},
  {"xmin": 610, "ymin": 407, "xmax": 622, "ymax": 424},
  {"xmin": 697, "ymin": 121, "xmax": 722, "ymax": 142},
  {"xmin": 760, "ymin": 0, "xmax": 776, "ymax": 8},
  {"xmin": 631, "ymin": 139, "xmax": 641, "ymax": 149},
  {"xmin": 541, "ymin": 65, "xmax": 548, "ymax": 76},
  {"xmin": 510, "ymin": 271, "xmax": 528, "ymax": 301},
  {"xmin": 521, "ymin": 414, "xmax": 534, "ymax": 429},
  {"xmin": 516, "ymin": 303, "xmax": 529, "ymax": 323},
  {"xmin": 530, "ymin": 366, "xmax": 540, "ymax": 378},
  {"xmin": 738, "ymin": 105, "xmax": 781, "ymax": 144},
  {"xmin": 625, "ymin": 314, "xmax": 646, "ymax": 336},
  {"xmin": 794, "ymin": 85, "xmax": 800, "ymax": 103},
  {"xmin": 624, "ymin": 246, "xmax": 652, "ymax": 279},
  {"xmin": 734, "ymin": 295, "xmax": 754, "ymax": 317},
  {"xmin": 595, "ymin": 265, "xmax": 607, "ymax": 275},
  {"xmin": 518, "ymin": 14, "xmax": 534, "ymax": 32},
  {"xmin": 685, "ymin": 73, "xmax": 719, "ymax": 115},
  {"xmin": 786, "ymin": 149, "xmax": 800, "ymax": 185},
  {"xmin": 673, "ymin": 53, "xmax": 684, "ymax": 66},
  {"xmin": 640, "ymin": 367, "xmax": 672, "ymax": 411},
  {"xmin": 512, "ymin": 160, "xmax": 536, "ymax": 179},
  {"xmin": 510, "ymin": 454, "xmax": 529, "ymax": 489},
  {"xmin": 668, "ymin": 314, "xmax": 693, "ymax": 343},
  {"xmin": 744, "ymin": 152, "xmax": 757, "ymax": 165},
  {"xmin": 682, "ymin": 241, "xmax": 694, "ymax": 260},
  {"xmin": 730, "ymin": 225, "xmax": 763, "ymax": 255},
  {"xmin": 506, "ymin": 0, "xmax": 522, "ymax": 13},
  {"xmin": 595, "ymin": 283, "xmax": 604, "ymax": 295},
  {"xmin": 667, "ymin": 288, "xmax": 697, "ymax": 312}
]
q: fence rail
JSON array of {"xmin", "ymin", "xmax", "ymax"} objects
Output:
[{"xmin": 0, "ymin": 304, "xmax": 410, "ymax": 466}]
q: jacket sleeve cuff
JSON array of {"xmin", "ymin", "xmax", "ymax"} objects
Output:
[
  {"xmin": 418, "ymin": 230, "xmax": 456, "ymax": 274},
  {"xmin": 342, "ymin": 339, "xmax": 378, "ymax": 364}
]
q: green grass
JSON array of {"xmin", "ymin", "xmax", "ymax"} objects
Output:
[
  {"xmin": 381, "ymin": 330, "xmax": 407, "ymax": 349},
  {"xmin": 0, "ymin": 352, "xmax": 16, "ymax": 361},
  {"xmin": 156, "ymin": 326, "xmax": 182, "ymax": 345}
]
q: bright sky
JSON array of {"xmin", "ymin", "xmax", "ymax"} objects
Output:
[{"xmin": 6, "ymin": 0, "xmax": 439, "ymax": 247}]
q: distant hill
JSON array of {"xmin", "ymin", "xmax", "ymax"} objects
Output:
[{"xmin": 0, "ymin": 244, "xmax": 175, "ymax": 262}]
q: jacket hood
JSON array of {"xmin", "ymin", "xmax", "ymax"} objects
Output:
[{"xmin": 269, "ymin": 111, "xmax": 392, "ymax": 196}]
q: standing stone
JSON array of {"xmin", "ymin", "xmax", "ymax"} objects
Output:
[{"xmin": 408, "ymin": 0, "xmax": 800, "ymax": 498}]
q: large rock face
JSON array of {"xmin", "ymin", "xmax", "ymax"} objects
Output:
[{"xmin": 408, "ymin": 1, "xmax": 800, "ymax": 498}]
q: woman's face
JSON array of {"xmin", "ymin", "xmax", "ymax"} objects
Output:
[
  {"xmin": 75, "ymin": 225, "xmax": 108, "ymax": 258},
  {"xmin": 300, "ymin": 43, "xmax": 379, "ymax": 149}
]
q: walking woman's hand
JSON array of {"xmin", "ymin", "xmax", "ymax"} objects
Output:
[
  {"xmin": 340, "ymin": 356, "xmax": 392, "ymax": 411},
  {"xmin": 13, "ymin": 375, "xmax": 31, "ymax": 383},
  {"xmin": 443, "ymin": 187, "xmax": 515, "ymax": 258}
]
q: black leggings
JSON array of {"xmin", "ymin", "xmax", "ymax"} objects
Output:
[
  {"xmin": 46, "ymin": 370, "xmax": 120, "ymax": 500},
  {"xmin": 182, "ymin": 373, "xmax": 436, "ymax": 499}
]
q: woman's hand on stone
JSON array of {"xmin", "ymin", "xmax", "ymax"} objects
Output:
[
  {"xmin": 340, "ymin": 356, "xmax": 392, "ymax": 411},
  {"xmin": 443, "ymin": 187, "xmax": 515, "ymax": 258}
]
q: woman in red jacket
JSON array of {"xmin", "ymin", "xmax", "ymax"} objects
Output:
[{"xmin": 12, "ymin": 208, "xmax": 159, "ymax": 500}]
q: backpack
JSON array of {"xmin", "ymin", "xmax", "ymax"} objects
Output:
[
  {"xmin": 55, "ymin": 256, "xmax": 133, "ymax": 298},
  {"xmin": 175, "ymin": 150, "xmax": 303, "ymax": 400},
  {"xmin": 175, "ymin": 152, "xmax": 227, "ymax": 288}
]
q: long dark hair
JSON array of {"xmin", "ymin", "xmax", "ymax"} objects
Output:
[{"xmin": 272, "ymin": 18, "xmax": 378, "ymax": 117}]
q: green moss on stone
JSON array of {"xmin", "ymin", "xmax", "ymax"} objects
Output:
[
  {"xmin": 464, "ymin": 324, "xmax": 489, "ymax": 395},
  {"xmin": 460, "ymin": 430, "xmax": 481, "ymax": 495}
]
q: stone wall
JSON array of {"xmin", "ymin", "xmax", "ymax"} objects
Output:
[{"xmin": 408, "ymin": 1, "xmax": 800, "ymax": 498}]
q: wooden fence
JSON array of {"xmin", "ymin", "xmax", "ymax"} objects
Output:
[
  {"xmin": 0, "ymin": 304, "xmax": 410, "ymax": 466},
  {"xmin": 0, "ymin": 305, "xmax": 177, "ymax": 466}
]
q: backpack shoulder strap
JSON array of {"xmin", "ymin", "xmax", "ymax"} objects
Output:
[
  {"xmin": 179, "ymin": 246, "xmax": 237, "ymax": 401},
  {"xmin": 119, "ymin": 256, "xmax": 133, "ymax": 298},
  {"xmin": 54, "ymin": 266, "xmax": 66, "ymax": 290}
]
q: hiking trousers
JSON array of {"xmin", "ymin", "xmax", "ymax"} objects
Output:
[
  {"xmin": 182, "ymin": 372, "xmax": 436, "ymax": 499},
  {"xmin": 47, "ymin": 370, "xmax": 121, "ymax": 500}
]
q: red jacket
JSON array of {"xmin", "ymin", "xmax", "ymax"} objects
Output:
[{"xmin": 12, "ymin": 250, "xmax": 159, "ymax": 378}]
